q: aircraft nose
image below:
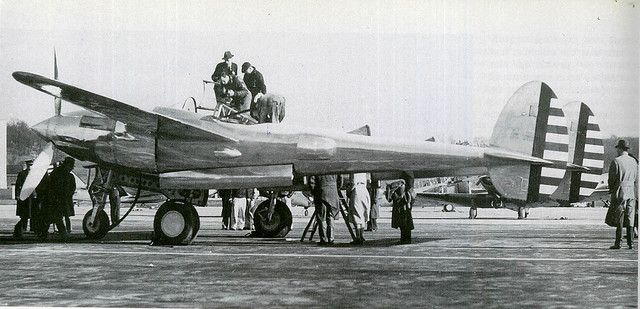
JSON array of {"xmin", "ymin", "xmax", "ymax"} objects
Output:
[{"xmin": 31, "ymin": 118, "xmax": 52, "ymax": 141}]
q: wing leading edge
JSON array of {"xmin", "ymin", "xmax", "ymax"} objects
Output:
[{"xmin": 12, "ymin": 71, "xmax": 235, "ymax": 142}]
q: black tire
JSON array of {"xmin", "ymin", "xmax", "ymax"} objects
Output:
[
  {"xmin": 443, "ymin": 204, "xmax": 455, "ymax": 212},
  {"xmin": 253, "ymin": 199, "xmax": 292, "ymax": 237},
  {"xmin": 83, "ymin": 209, "xmax": 110, "ymax": 240},
  {"xmin": 491, "ymin": 198, "xmax": 504, "ymax": 209},
  {"xmin": 187, "ymin": 205, "xmax": 200, "ymax": 241},
  {"xmin": 518, "ymin": 206, "xmax": 526, "ymax": 219},
  {"xmin": 153, "ymin": 201, "xmax": 196, "ymax": 245},
  {"xmin": 469, "ymin": 208, "xmax": 477, "ymax": 219}
]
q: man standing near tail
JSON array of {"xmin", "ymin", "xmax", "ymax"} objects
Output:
[{"xmin": 608, "ymin": 140, "xmax": 638, "ymax": 249}]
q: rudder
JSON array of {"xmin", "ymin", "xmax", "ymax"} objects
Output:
[{"xmin": 488, "ymin": 81, "xmax": 569, "ymax": 203}]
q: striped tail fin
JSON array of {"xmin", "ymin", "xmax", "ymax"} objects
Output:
[
  {"xmin": 488, "ymin": 81, "xmax": 569, "ymax": 203},
  {"xmin": 550, "ymin": 102, "xmax": 604, "ymax": 204}
]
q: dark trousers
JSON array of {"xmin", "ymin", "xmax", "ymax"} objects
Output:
[
  {"xmin": 400, "ymin": 227, "xmax": 411, "ymax": 243},
  {"xmin": 39, "ymin": 216, "xmax": 68, "ymax": 240},
  {"xmin": 316, "ymin": 201, "xmax": 335, "ymax": 243},
  {"xmin": 221, "ymin": 199, "xmax": 232, "ymax": 228}
]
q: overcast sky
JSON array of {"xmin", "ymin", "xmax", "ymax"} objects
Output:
[{"xmin": 0, "ymin": 0, "xmax": 637, "ymax": 142}]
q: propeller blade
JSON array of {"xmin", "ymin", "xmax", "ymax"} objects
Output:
[
  {"xmin": 54, "ymin": 49, "xmax": 61, "ymax": 115},
  {"xmin": 19, "ymin": 142, "xmax": 54, "ymax": 201}
]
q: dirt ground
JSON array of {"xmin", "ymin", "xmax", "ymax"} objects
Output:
[{"xmin": 0, "ymin": 202, "xmax": 636, "ymax": 308}]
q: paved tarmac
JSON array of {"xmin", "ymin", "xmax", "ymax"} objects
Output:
[{"xmin": 0, "ymin": 202, "xmax": 637, "ymax": 308}]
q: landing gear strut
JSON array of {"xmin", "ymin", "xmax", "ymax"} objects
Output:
[
  {"xmin": 84, "ymin": 168, "xmax": 117, "ymax": 239},
  {"xmin": 253, "ymin": 196, "xmax": 292, "ymax": 237}
]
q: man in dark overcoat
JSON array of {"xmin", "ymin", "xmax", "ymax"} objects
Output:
[
  {"xmin": 387, "ymin": 172, "xmax": 415, "ymax": 244},
  {"xmin": 48, "ymin": 157, "xmax": 76, "ymax": 238},
  {"xmin": 14, "ymin": 159, "xmax": 33, "ymax": 237},
  {"xmin": 608, "ymin": 140, "xmax": 638, "ymax": 249},
  {"xmin": 311, "ymin": 175, "xmax": 340, "ymax": 245}
]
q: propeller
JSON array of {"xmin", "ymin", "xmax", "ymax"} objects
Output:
[
  {"xmin": 54, "ymin": 49, "xmax": 61, "ymax": 115},
  {"xmin": 19, "ymin": 142, "xmax": 54, "ymax": 200}
]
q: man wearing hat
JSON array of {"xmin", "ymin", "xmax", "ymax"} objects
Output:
[
  {"xmin": 241, "ymin": 62, "xmax": 267, "ymax": 116},
  {"xmin": 47, "ymin": 157, "xmax": 76, "ymax": 238},
  {"xmin": 13, "ymin": 159, "xmax": 34, "ymax": 237},
  {"xmin": 608, "ymin": 139, "xmax": 638, "ymax": 249},
  {"xmin": 211, "ymin": 51, "xmax": 238, "ymax": 82}
]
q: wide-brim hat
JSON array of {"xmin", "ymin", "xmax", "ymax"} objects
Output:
[
  {"xmin": 241, "ymin": 62, "xmax": 251, "ymax": 73},
  {"xmin": 615, "ymin": 139, "xmax": 630, "ymax": 150},
  {"xmin": 222, "ymin": 51, "xmax": 234, "ymax": 60}
]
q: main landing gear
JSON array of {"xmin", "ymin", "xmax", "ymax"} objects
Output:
[
  {"xmin": 153, "ymin": 200, "xmax": 200, "ymax": 245},
  {"xmin": 253, "ymin": 194, "xmax": 293, "ymax": 237},
  {"xmin": 517, "ymin": 206, "xmax": 529, "ymax": 219}
]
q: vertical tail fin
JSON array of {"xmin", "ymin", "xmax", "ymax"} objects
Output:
[
  {"xmin": 488, "ymin": 81, "xmax": 569, "ymax": 203},
  {"xmin": 550, "ymin": 102, "xmax": 604, "ymax": 203}
]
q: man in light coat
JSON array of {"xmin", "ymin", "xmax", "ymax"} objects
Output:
[{"xmin": 608, "ymin": 140, "xmax": 638, "ymax": 249}]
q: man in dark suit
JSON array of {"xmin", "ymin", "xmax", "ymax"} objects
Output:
[
  {"xmin": 211, "ymin": 51, "xmax": 238, "ymax": 81},
  {"xmin": 14, "ymin": 159, "xmax": 33, "ymax": 238},
  {"xmin": 311, "ymin": 175, "xmax": 340, "ymax": 245},
  {"xmin": 608, "ymin": 140, "xmax": 638, "ymax": 249},
  {"xmin": 47, "ymin": 157, "xmax": 76, "ymax": 239},
  {"xmin": 241, "ymin": 62, "xmax": 267, "ymax": 118}
]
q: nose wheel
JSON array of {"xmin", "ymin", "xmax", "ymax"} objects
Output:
[{"xmin": 82, "ymin": 209, "xmax": 110, "ymax": 239}]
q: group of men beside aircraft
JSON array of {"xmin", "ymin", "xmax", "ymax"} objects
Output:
[
  {"xmin": 211, "ymin": 50, "xmax": 284, "ymax": 123},
  {"xmin": 14, "ymin": 157, "xmax": 76, "ymax": 241}
]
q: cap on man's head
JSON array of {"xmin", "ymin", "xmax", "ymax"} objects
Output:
[
  {"xmin": 615, "ymin": 139, "xmax": 630, "ymax": 150},
  {"xmin": 62, "ymin": 157, "xmax": 75, "ymax": 165},
  {"xmin": 241, "ymin": 62, "xmax": 252, "ymax": 73},
  {"xmin": 222, "ymin": 51, "xmax": 234, "ymax": 60},
  {"xmin": 25, "ymin": 159, "xmax": 34, "ymax": 165}
]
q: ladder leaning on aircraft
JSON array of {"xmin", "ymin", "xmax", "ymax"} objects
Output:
[{"xmin": 13, "ymin": 65, "xmax": 601, "ymax": 245}]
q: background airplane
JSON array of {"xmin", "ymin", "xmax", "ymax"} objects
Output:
[{"xmin": 14, "ymin": 69, "xmax": 583, "ymax": 245}]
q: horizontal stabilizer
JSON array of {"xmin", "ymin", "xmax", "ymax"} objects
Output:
[
  {"xmin": 566, "ymin": 163, "xmax": 590, "ymax": 172},
  {"xmin": 485, "ymin": 149, "xmax": 553, "ymax": 165}
]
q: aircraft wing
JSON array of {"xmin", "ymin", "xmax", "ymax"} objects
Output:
[{"xmin": 13, "ymin": 72, "xmax": 235, "ymax": 141}]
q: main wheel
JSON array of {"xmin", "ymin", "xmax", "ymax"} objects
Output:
[
  {"xmin": 254, "ymin": 199, "xmax": 293, "ymax": 237},
  {"xmin": 153, "ymin": 201, "xmax": 197, "ymax": 245},
  {"xmin": 517, "ymin": 206, "xmax": 526, "ymax": 219},
  {"xmin": 469, "ymin": 207, "xmax": 477, "ymax": 219},
  {"xmin": 187, "ymin": 205, "xmax": 200, "ymax": 241},
  {"xmin": 83, "ymin": 209, "xmax": 110, "ymax": 240}
]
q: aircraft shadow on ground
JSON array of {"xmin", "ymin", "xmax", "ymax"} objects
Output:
[{"xmin": 0, "ymin": 232, "xmax": 447, "ymax": 247}]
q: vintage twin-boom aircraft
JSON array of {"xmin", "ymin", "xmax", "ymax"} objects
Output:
[{"xmin": 13, "ymin": 70, "xmax": 599, "ymax": 245}]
